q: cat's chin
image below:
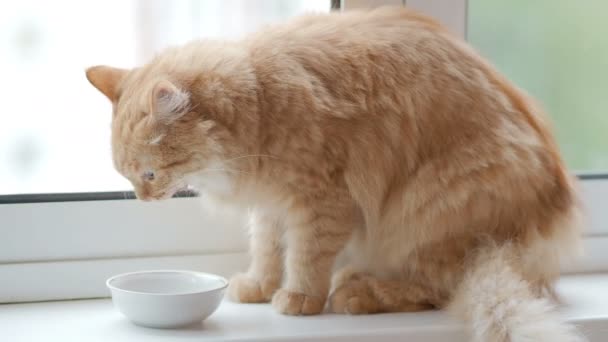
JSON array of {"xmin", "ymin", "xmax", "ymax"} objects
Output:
[
  {"xmin": 174, "ymin": 185, "xmax": 198, "ymax": 197},
  {"xmin": 163, "ymin": 184, "xmax": 191, "ymax": 199},
  {"xmin": 138, "ymin": 193, "xmax": 172, "ymax": 201},
  {"xmin": 138, "ymin": 184, "xmax": 190, "ymax": 201}
]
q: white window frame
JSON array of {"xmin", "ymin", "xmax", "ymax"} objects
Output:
[{"xmin": 2, "ymin": 0, "xmax": 607, "ymax": 304}]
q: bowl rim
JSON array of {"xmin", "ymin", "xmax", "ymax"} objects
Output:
[{"xmin": 106, "ymin": 269, "xmax": 228, "ymax": 296}]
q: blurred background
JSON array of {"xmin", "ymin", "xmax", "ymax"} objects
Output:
[
  {"xmin": 0, "ymin": 0, "xmax": 605, "ymax": 195},
  {"xmin": 469, "ymin": 0, "xmax": 608, "ymax": 174},
  {"xmin": 0, "ymin": 0, "xmax": 329, "ymax": 195}
]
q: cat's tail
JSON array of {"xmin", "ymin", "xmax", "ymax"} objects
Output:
[{"xmin": 448, "ymin": 243, "xmax": 585, "ymax": 342}]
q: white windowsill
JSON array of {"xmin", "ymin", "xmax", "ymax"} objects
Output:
[{"xmin": 2, "ymin": 274, "xmax": 608, "ymax": 342}]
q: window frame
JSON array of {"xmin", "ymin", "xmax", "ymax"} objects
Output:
[{"xmin": 2, "ymin": 0, "xmax": 607, "ymax": 304}]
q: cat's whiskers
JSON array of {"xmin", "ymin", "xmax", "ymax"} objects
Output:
[
  {"xmin": 221, "ymin": 154, "xmax": 280, "ymax": 164},
  {"xmin": 198, "ymin": 154, "xmax": 279, "ymax": 177},
  {"xmin": 202, "ymin": 167, "xmax": 253, "ymax": 176}
]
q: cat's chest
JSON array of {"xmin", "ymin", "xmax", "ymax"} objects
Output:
[
  {"xmin": 188, "ymin": 160, "xmax": 235, "ymax": 197},
  {"xmin": 189, "ymin": 159, "xmax": 292, "ymax": 210},
  {"xmin": 189, "ymin": 162, "xmax": 266, "ymax": 204}
]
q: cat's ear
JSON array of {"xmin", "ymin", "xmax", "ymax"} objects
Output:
[
  {"xmin": 85, "ymin": 65, "xmax": 127, "ymax": 102},
  {"xmin": 150, "ymin": 80, "xmax": 190, "ymax": 124}
]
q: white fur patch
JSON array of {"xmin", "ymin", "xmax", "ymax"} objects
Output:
[
  {"xmin": 148, "ymin": 134, "xmax": 166, "ymax": 145},
  {"xmin": 449, "ymin": 245, "xmax": 585, "ymax": 342},
  {"xmin": 187, "ymin": 159, "xmax": 234, "ymax": 196},
  {"xmin": 157, "ymin": 87, "xmax": 189, "ymax": 115},
  {"xmin": 153, "ymin": 81, "xmax": 190, "ymax": 124}
]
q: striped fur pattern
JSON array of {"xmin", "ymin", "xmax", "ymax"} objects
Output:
[{"xmin": 86, "ymin": 7, "xmax": 584, "ymax": 341}]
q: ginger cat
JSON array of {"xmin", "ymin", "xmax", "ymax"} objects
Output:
[{"xmin": 86, "ymin": 7, "xmax": 584, "ymax": 341}]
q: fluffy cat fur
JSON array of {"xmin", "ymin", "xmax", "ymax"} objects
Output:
[{"xmin": 86, "ymin": 7, "xmax": 584, "ymax": 341}]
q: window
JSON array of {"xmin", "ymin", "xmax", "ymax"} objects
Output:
[
  {"xmin": 0, "ymin": 0, "xmax": 332, "ymax": 303},
  {"xmin": 0, "ymin": 0, "xmax": 330, "ymax": 195},
  {"xmin": 467, "ymin": 0, "xmax": 608, "ymax": 272},
  {"xmin": 1, "ymin": 0, "xmax": 606, "ymax": 304},
  {"xmin": 469, "ymin": 0, "xmax": 608, "ymax": 172}
]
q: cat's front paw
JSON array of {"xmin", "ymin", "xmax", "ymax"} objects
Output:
[
  {"xmin": 227, "ymin": 273, "xmax": 278, "ymax": 303},
  {"xmin": 271, "ymin": 288, "xmax": 325, "ymax": 315}
]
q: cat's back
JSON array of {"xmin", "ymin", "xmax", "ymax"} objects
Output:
[
  {"xmin": 245, "ymin": 7, "xmax": 452, "ymax": 71},
  {"xmin": 247, "ymin": 6, "xmax": 444, "ymax": 50},
  {"xmin": 245, "ymin": 7, "xmax": 462, "ymax": 119},
  {"xmin": 244, "ymin": 7, "xmax": 577, "ymax": 236}
]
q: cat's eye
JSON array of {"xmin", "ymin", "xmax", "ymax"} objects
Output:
[{"xmin": 142, "ymin": 171, "xmax": 155, "ymax": 182}]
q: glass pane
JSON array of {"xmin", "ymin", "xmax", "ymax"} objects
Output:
[
  {"xmin": 0, "ymin": 0, "xmax": 330, "ymax": 195},
  {"xmin": 469, "ymin": 1, "xmax": 608, "ymax": 172}
]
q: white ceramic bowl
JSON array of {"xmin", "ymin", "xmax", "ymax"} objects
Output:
[{"xmin": 107, "ymin": 270, "xmax": 227, "ymax": 328}]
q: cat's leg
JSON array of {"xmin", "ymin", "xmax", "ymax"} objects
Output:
[
  {"xmin": 228, "ymin": 210, "xmax": 284, "ymax": 303},
  {"xmin": 328, "ymin": 271, "xmax": 436, "ymax": 314},
  {"xmin": 271, "ymin": 203, "xmax": 355, "ymax": 315}
]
